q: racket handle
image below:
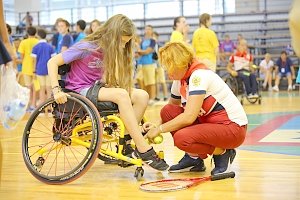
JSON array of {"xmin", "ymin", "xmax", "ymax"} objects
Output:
[{"xmin": 211, "ymin": 172, "xmax": 235, "ymax": 181}]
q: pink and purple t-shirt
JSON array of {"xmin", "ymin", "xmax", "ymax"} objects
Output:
[
  {"xmin": 220, "ymin": 40, "xmax": 235, "ymax": 53},
  {"xmin": 62, "ymin": 41, "xmax": 104, "ymax": 93}
]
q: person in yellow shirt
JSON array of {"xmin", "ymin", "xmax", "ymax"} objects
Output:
[
  {"xmin": 18, "ymin": 26, "xmax": 39, "ymax": 111},
  {"xmin": 192, "ymin": 13, "xmax": 219, "ymax": 72},
  {"xmin": 288, "ymin": 0, "xmax": 300, "ymax": 84},
  {"xmin": 289, "ymin": 0, "xmax": 300, "ymax": 57},
  {"xmin": 170, "ymin": 16, "xmax": 189, "ymax": 42}
]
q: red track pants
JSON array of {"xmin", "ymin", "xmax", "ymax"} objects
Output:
[{"xmin": 160, "ymin": 104, "xmax": 247, "ymax": 159}]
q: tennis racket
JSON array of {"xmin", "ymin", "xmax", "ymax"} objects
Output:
[{"xmin": 140, "ymin": 171, "xmax": 235, "ymax": 192}]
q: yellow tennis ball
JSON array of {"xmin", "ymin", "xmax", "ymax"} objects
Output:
[
  {"xmin": 153, "ymin": 135, "xmax": 163, "ymax": 144},
  {"xmin": 252, "ymin": 64, "xmax": 258, "ymax": 69}
]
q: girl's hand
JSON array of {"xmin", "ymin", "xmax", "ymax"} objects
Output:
[
  {"xmin": 53, "ymin": 88, "xmax": 69, "ymax": 104},
  {"xmin": 142, "ymin": 122, "xmax": 156, "ymax": 133},
  {"xmin": 145, "ymin": 127, "xmax": 160, "ymax": 142},
  {"xmin": 231, "ymin": 70, "xmax": 238, "ymax": 77},
  {"xmin": 183, "ymin": 24, "xmax": 190, "ymax": 34}
]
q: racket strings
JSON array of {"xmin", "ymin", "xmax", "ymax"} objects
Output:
[{"xmin": 141, "ymin": 180, "xmax": 194, "ymax": 191}]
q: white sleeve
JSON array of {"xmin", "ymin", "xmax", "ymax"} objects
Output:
[
  {"xmin": 259, "ymin": 60, "xmax": 264, "ymax": 68},
  {"xmin": 170, "ymin": 81, "xmax": 181, "ymax": 99},
  {"xmin": 188, "ymin": 70, "xmax": 211, "ymax": 96}
]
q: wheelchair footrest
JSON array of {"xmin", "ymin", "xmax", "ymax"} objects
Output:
[
  {"xmin": 103, "ymin": 159, "xmax": 119, "ymax": 165},
  {"xmin": 118, "ymin": 160, "xmax": 135, "ymax": 168}
]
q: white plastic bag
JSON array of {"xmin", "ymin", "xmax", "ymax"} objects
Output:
[{"xmin": 0, "ymin": 65, "xmax": 30, "ymax": 129}]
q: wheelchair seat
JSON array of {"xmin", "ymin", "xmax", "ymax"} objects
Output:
[{"xmin": 61, "ymin": 87, "xmax": 119, "ymax": 116}]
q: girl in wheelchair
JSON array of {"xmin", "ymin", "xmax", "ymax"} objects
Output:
[
  {"xmin": 226, "ymin": 39, "xmax": 259, "ymax": 99},
  {"xmin": 47, "ymin": 14, "xmax": 168, "ymax": 171}
]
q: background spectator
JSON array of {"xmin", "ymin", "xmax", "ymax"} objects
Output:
[
  {"xmin": 259, "ymin": 53, "xmax": 274, "ymax": 91},
  {"xmin": 22, "ymin": 11, "xmax": 33, "ymax": 27},
  {"xmin": 192, "ymin": 13, "xmax": 219, "ymax": 72},
  {"xmin": 272, "ymin": 51, "xmax": 295, "ymax": 92}
]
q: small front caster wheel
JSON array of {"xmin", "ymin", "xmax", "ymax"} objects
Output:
[{"xmin": 134, "ymin": 167, "xmax": 144, "ymax": 180}]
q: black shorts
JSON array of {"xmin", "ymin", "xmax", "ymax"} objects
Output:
[
  {"xmin": 86, "ymin": 81, "xmax": 106, "ymax": 106},
  {"xmin": 86, "ymin": 81, "xmax": 119, "ymax": 112}
]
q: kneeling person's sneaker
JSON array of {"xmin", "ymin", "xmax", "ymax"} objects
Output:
[
  {"xmin": 211, "ymin": 149, "xmax": 236, "ymax": 175},
  {"xmin": 169, "ymin": 153, "xmax": 206, "ymax": 173},
  {"xmin": 133, "ymin": 147, "xmax": 169, "ymax": 171}
]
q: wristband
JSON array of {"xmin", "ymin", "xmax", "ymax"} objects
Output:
[
  {"xmin": 52, "ymin": 85, "xmax": 61, "ymax": 90},
  {"xmin": 159, "ymin": 125, "xmax": 164, "ymax": 133}
]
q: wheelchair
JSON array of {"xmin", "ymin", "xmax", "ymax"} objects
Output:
[
  {"xmin": 22, "ymin": 65, "xmax": 153, "ymax": 184},
  {"xmin": 222, "ymin": 72, "xmax": 262, "ymax": 105}
]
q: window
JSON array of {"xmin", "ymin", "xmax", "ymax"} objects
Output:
[
  {"xmin": 183, "ymin": 0, "xmax": 199, "ymax": 16},
  {"xmin": 113, "ymin": 4, "xmax": 144, "ymax": 19},
  {"xmin": 3, "ymin": 0, "xmax": 16, "ymax": 25},
  {"xmin": 49, "ymin": 0, "xmax": 74, "ymax": 9},
  {"xmin": 81, "ymin": 7, "xmax": 95, "ymax": 22},
  {"xmin": 95, "ymin": 7, "xmax": 107, "ymax": 21},
  {"xmin": 39, "ymin": 11, "xmax": 50, "ymax": 26},
  {"xmin": 50, "ymin": 9, "xmax": 72, "ymax": 25},
  {"xmin": 146, "ymin": 1, "xmax": 180, "ymax": 18},
  {"xmin": 4, "ymin": 11, "xmax": 16, "ymax": 26},
  {"xmin": 199, "ymin": 0, "xmax": 223, "ymax": 15},
  {"xmin": 224, "ymin": 0, "xmax": 235, "ymax": 14}
]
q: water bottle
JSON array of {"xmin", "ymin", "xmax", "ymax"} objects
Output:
[{"xmin": 2, "ymin": 99, "xmax": 27, "ymax": 129}]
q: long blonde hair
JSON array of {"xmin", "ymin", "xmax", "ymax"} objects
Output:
[
  {"xmin": 84, "ymin": 14, "xmax": 135, "ymax": 92},
  {"xmin": 159, "ymin": 41, "xmax": 195, "ymax": 74}
]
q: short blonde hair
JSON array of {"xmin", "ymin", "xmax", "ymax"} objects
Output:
[
  {"xmin": 265, "ymin": 53, "xmax": 271, "ymax": 59},
  {"xmin": 239, "ymin": 39, "xmax": 247, "ymax": 46},
  {"xmin": 158, "ymin": 41, "xmax": 195, "ymax": 74}
]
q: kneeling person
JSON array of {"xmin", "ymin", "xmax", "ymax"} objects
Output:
[{"xmin": 145, "ymin": 41, "xmax": 248, "ymax": 175}]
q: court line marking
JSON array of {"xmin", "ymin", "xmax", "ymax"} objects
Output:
[{"xmin": 1, "ymin": 123, "xmax": 262, "ymax": 142}]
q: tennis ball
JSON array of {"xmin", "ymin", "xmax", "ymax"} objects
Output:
[
  {"xmin": 252, "ymin": 64, "xmax": 258, "ymax": 69},
  {"xmin": 153, "ymin": 135, "xmax": 163, "ymax": 144}
]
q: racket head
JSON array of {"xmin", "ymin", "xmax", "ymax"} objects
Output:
[
  {"xmin": 140, "ymin": 172, "xmax": 236, "ymax": 192},
  {"xmin": 139, "ymin": 177, "xmax": 208, "ymax": 192}
]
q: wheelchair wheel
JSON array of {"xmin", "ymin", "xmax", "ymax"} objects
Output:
[
  {"xmin": 22, "ymin": 93, "xmax": 102, "ymax": 184},
  {"xmin": 222, "ymin": 74, "xmax": 239, "ymax": 95},
  {"xmin": 247, "ymin": 95, "xmax": 261, "ymax": 104}
]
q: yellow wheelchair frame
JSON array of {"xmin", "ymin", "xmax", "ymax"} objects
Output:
[{"xmin": 22, "ymin": 92, "xmax": 154, "ymax": 185}]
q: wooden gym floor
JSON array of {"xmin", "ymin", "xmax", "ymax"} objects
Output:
[{"xmin": 0, "ymin": 91, "xmax": 299, "ymax": 200}]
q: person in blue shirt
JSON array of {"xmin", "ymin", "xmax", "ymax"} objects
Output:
[
  {"xmin": 51, "ymin": 18, "xmax": 64, "ymax": 53},
  {"xmin": 137, "ymin": 25, "xmax": 156, "ymax": 105},
  {"xmin": 56, "ymin": 19, "xmax": 73, "ymax": 53},
  {"xmin": 31, "ymin": 28, "xmax": 56, "ymax": 106},
  {"xmin": 272, "ymin": 51, "xmax": 295, "ymax": 92},
  {"xmin": 73, "ymin": 20, "xmax": 86, "ymax": 43},
  {"xmin": 13, "ymin": 39, "xmax": 22, "ymax": 77},
  {"xmin": 0, "ymin": 39, "xmax": 11, "ymax": 66},
  {"xmin": 5, "ymin": 24, "xmax": 14, "ymax": 46}
]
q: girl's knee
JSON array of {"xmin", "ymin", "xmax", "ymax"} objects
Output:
[
  {"xmin": 112, "ymin": 88, "xmax": 131, "ymax": 103},
  {"xmin": 135, "ymin": 89, "xmax": 149, "ymax": 101}
]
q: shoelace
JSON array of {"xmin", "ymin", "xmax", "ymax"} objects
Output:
[{"xmin": 153, "ymin": 153, "xmax": 162, "ymax": 162}]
